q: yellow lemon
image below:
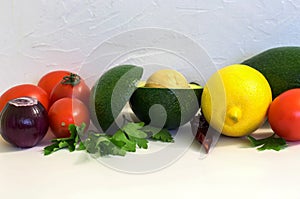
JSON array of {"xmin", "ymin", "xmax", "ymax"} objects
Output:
[{"xmin": 201, "ymin": 64, "xmax": 272, "ymax": 137}]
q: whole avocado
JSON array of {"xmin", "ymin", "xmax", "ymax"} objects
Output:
[
  {"xmin": 90, "ymin": 65, "xmax": 143, "ymax": 134},
  {"xmin": 242, "ymin": 46, "xmax": 300, "ymax": 99}
]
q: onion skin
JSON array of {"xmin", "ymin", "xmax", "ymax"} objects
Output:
[{"xmin": 0, "ymin": 97, "xmax": 49, "ymax": 148}]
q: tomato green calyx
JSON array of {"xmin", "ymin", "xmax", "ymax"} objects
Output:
[{"xmin": 61, "ymin": 73, "xmax": 81, "ymax": 86}]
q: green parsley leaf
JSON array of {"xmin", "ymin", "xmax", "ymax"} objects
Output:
[
  {"xmin": 142, "ymin": 126, "xmax": 174, "ymax": 142},
  {"xmin": 84, "ymin": 133, "xmax": 104, "ymax": 154},
  {"xmin": 84, "ymin": 133, "xmax": 126, "ymax": 156},
  {"xmin": 151, "ymin": 129, "xmax": 174, "ymax": 142},
  {"xmin": 247, "ymin": 133, "xmax": 287, "ymax": 151},
  {"xmin": 128, "ymin": 135, "xmax": 148, "ymax": 149},
  {"xmin": 44, "ymin": 122, "xmax": 174, "ymax": 157},
  {"xmin": 121, "ymin": 122, "xmax": 148, "ymax": 138},
  {"xmin": 43, "ymin": 123, "xmax": 86, "ymax": 155},
  {"xmin": 111, "ymin": 130, "xmax": 137, "ymax": 152},
  {"xmin": 77, "ymin": 141, "xmax": 86, "ymax": 151}
]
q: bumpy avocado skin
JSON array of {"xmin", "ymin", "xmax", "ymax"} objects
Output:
[
  {"xmin": 91, "ymin": 65, "xmax": 143, "ymax": 134},
  {"xmin": 242, "ymin": 46, "xmax": 300, "ymax": 99},
  {"xmin": 129, "ymin": 85, "xmax": 203, "ymax": 129}
]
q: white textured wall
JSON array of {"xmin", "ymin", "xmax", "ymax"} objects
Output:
[{"xmin": 0, "ymin": 0, "xmax": 300, "ymax": 89}]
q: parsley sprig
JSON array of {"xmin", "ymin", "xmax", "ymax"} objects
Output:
[
  {"xmin": 44, "ymin": 124, "xmax": 86, "ymax": 155},
  {"xmin": 43, "ymin": 122, "xmax": 174, "ymax": 156},
  {"xmin": 247, "ymin": 133, "xmax": 287, "ymax": 151}
]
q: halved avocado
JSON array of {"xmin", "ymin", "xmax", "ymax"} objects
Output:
[
  {"xmin": 129, "ymin": 82, "xmax": 203, "ymax": 129},
  {"xmin": 90, "ymin": 65, "xmax": 143, "ymax": 134}
]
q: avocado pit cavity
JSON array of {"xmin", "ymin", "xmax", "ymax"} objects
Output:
[{"xmin": 145, "ymin": 69, "xmax": 190, "ymax": 89}]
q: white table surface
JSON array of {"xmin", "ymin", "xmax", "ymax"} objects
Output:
[{"xmin": 1, "ymin": 122, "xmax": 299, "ymax": 199}]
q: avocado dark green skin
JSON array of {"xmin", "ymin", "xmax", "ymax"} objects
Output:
[
  {"xmin": 242, "ymin": 46, "xmax": 300, "ymax": 99},
  {"xmin": 91, "ymin": 65, "xmax": 143, "ymax": 134},
  {"xmin": 129, "ymin": 86, "xmax": 203, "ymax": 129}
]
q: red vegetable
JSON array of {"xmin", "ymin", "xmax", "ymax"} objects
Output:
[
  {"xmin": 38, "ymin": 70, "xmax": 71, "ymax": 96},
  {"xmin": 48, "ymin": 97, "xmax": 90, "ymax": 138},
  {"xmin": 0, "ymin": 84, "xmax": 49, "ymax": 112},
  {"xmin": 268, "ymin": 88, "xmax": 300, "ymax": 141},
  {"xmin": 0, "ymin": 97, "xmax": 49, "ymax": 148},
  {"xmin": 49, "ymin": 73, "xmax": 90, "ymax": 106}
]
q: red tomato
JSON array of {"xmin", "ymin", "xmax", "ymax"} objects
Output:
[
  {"xmin": 50, "ymin": 73, "xmax": 90, "ymax": 106},
  {"xmin": 268, "ymin": 88, "xmax": 300, "ymax": 141},
  {"xmin": 0, "ymin": 84, "xmax": 49, "ymax": 112},
  {"xmin": 48, "ymin": 97, "xmax": 90, "ymax": 138},
  {"xmin": 38, "ymin": 70, "xmax": 71, "ymax": 96}
]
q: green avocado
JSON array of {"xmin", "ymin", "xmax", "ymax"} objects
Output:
[
  {"xmin": 129, "ymin": 83, "xmax": 203, "ymax": 129},
  {"xmin": 90, "ymin": 65, "xmax": 143, "ymax": 134},
  {"xmin": 242, "ymin": 46, "xmax": 300, "ymax": 99}
]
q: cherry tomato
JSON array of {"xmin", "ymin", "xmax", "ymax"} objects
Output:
[
  {"xmin": 268, "ymin": 88, "xmax": 300, "ymax": 141},
  {"xmin": 50, "ymin": 73, "xmax": 90, "ymax": 106},
  {"xmin": 48, "ymin": 97, "xmax": 90, "ymax": 138},
  {"xmin": 38, "ymin": 70, "xmax": 71, "ymax": 96},
  {"xmin": 0, "ymin": 84, "xmax": 49, "ymax": 112}
]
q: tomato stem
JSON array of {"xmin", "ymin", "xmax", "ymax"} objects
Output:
[{"xmin": 61, "ymin": 73, "xmax": 81, "ymax": 86}]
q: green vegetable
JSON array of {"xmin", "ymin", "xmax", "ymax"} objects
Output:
[
  {"xmin": 242, "ymin": 46, "xmax": 300, "ymax": 99},
  {"xmin": 122, "ymin": 122, "xmax": 148, "ymax": 139},
  {"xmin": 142, "ymin": 125, "xmax": 174, "ymax": 142},
  {"xmin": 151, "ymin": 130, "xmax": 174, "ymax": 142},
  {"xmin": 43, "ymin": 122, "xmax": 174, "ymax": 156},
  {"xmin": 90, "ymin": 65, "xmax": 143, "ymax": 133},
  {"xmin": 247, "ymin": 133, "xmax": 287, "ymax": 151},
  {"xmin": 44, "ymin": 123, "xmax": 86, "ymax": 155},
  {"xmin": 84, "ymin": 132, "xmax": 127, "ymax": 156},
  {"xmin": 129, "ymin": 82, "xmax": 203, "ymax": 129}
]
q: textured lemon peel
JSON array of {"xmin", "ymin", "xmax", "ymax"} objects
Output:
[{"xmin": 201, "ymin": 64, "xmax": 272, "ymax": 137}]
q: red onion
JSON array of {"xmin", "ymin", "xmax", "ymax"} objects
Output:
[{"xmin": 0, "ymin": 97, "xmax": 49, "ymax": 148}]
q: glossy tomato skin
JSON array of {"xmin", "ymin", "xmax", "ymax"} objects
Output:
[
  {"xmin": 48, "ymin": 97, "xmax": 90, "ymax": 138},
  {"xmin": 268, "ymin": 88, "xmax": 300, "ymax": 141},
  {"xmin": 49, "ymin": 73, "xmax": 90, "ymax": 106},
  {"xmin": 38, "ymin": 70, "xmax": 71, "ymax": 96},
  {"xmin": 0, "ymin": 84, "xmax": 49, "ymax": 113}
]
